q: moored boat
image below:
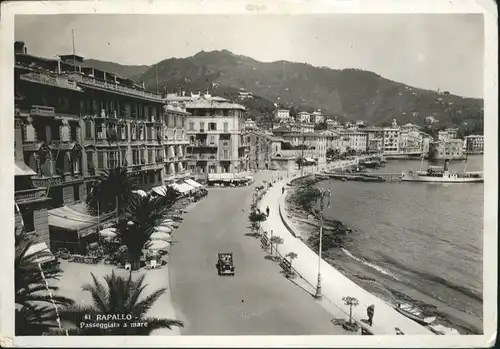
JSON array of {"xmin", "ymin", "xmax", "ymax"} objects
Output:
[
  {"xmin": 401, "ymin": 158, "xmax": 483, "ymax": 183},
  {"xmin": 394, "ymin": 303, "xmax": 437, "ymax": 326}
]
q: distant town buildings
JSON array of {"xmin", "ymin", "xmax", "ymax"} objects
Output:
[
  {"xmin": 296, "ymin": 111, "xmax": 311, "ymax": 123},
  {"xmin": 310, "ymin": 110, "xmax": 324, "ymax": 124},
  {"xmin": 245, "ymin": 130, "xmax": 282, "ymax": 170},
  {"xmin": 238, "ymin": 88, "xmax": 253, "ymax": 100},
  {"xmin": 341, "ymin": 131, "xmax": 368, "ymax": 153},
  {"xmin": 275, "ymin": 109, "xmax": 291, "ymax": 121},
  {"xmin": 244, "ymin": 118, "xmax": 257, "ymax": 130}
]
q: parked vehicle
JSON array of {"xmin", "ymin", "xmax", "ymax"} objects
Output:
[{"xmin": 216, "ymin": 253, "xmax": 235, "ymax": 276}]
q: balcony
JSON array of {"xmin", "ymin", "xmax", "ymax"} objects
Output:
[
  {"xmin": 20, "ymin": 73, "xmax": 82, "ymax": 92},
  {"xmin": 31, "ymin": 173, "xmax": 84, "ymax": 188},
  {"xmin": 30, "ymin": 105, "xmax": 55, "ymax": 118},
  {"xmin": 15, "ymin": 187, "xmax": 49, "ymax": 204},
  {"xmin": 68, "ymin": 73, "xmax": 163, "ymax": 102},
  {"xmin": 128, "ymin": 163, "xmax": 164, "ymax": 172},
  {"xmin": 192, "ymin": 141, "xmax": 218, "ymax": 148}
]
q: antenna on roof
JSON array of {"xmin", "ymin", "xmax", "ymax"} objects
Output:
[{"xmin": 71, "ymin": 29, "xmax": 76, "ymax": 72}]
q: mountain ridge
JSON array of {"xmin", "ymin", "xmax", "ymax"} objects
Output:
[{"xmin": 83, "ymin": 50, "xmax": 483, "ymax": 133}]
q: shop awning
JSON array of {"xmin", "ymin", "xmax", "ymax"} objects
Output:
[
  {"xmin": 25, "ymin": 241, "xmax": 55, "ymax": 264},
  {"xmin": 169, "ymin": 182, "xmax": 195, "ymax": 194},
  {"xmin": 184, "ymin": 179, "xmax": 203, "ymax": 188},
  {"xmin": 48, "ymin": 202, "xmax": 109, "ymax": 231},
  {"xmin": 15, "ymin": 161, "xmax": 37, "ymax": 176},
  {"xmin": 151, "ymin": 186, "xmax": 168, "ymax": 196}
]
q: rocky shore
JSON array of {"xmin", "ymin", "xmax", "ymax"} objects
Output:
[{"xmin": 283, "ymin": 176, "xmax": 482, "ymax": 335}]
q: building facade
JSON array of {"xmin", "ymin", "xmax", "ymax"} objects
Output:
[
  {"xmin": 245, "ymin": 131, "xmax": 282, "ymax": 170},
  {"xmin": 464, "ymin": 135, "xmax": 484, "ymax": 154},
  {"xmin": 310, "ymin": 110, "xmax": 324, "ymax": 124},
  {"xmin": 429, "ymin": 139, "xmax": 465, "ymax": 160},
  {"xmin": 297, "ymin": 112, "xmax": 311, "ymax": 123},
  {"xmin": 169, "ymin": 93, "xmax": 248, "ymax": 180},
  {"xmin": 275, "ymin": 109, "xmax": 291, "ymax": 121},
  {"xmin": 14, "ymin": 42, "xmax": 191, "ymax": 252},
  {"xmin": 382, "ymin": 128, "xmax": 401, "ymax": 154}
]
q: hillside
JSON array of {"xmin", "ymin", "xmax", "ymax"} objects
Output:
[
  {"xmin": 84, "ymin": 59, "xmax": 149, "ymax": 80},
  {"xmin": 84, "ymin": 50, "xmax": 483, "ymax": 132}
]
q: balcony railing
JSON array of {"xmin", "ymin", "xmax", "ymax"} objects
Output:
[
  {"xmin": 68, "ymin": 73, "xmax": 163, "ymax": 102},
  {"xmin": 31, "ymin": 173, "xmax": 84, "ymax": 188},
  {"xmin": 30, "ymin": 105, "xmax": 55, "ymax": 117},
  {"xmin": 21, "ymin": 73, "xmax": 82, "ymax": 91},
  {"xmin": 15, "ymin": 187, "xmax": 49, "ymax": 204}
]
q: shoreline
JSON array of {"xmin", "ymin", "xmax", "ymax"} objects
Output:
[{"xmin": 283, "ymin": 175, "xmax": 483, "ymax": 335}]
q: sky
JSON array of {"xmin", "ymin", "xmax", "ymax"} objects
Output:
[{"xmin": 15, "ymin": 14, "xmax": 484, "ymax": 98}]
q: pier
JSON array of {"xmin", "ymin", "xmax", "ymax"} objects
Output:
[{"xmin": 324, "ymin": 171, "xmax": 403, "ymax": 182}]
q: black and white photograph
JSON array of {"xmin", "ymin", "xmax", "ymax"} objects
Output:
[{"xmin": 0, "ymin": 0, "xmax": 497, "ymax": 347}]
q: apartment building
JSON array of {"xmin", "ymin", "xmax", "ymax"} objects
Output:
[
  {"xmin": 14, "ymin": 41, "xmax": 184, "ymax": 252},
  {"xmin": 272, "ymin": 128, "xmax": 327, "ymax": 164},
  {"xmin": 399, "ymin": 129, "xmax": 422, "ymax": 154},
  {"xmin": 341, "ymin": 131, "xmax": 368, "ymax": 153},
  {"xmin": 163, "ymin": 102, "xmax": 191, "ymax": 184},
  {"xmin": 382, "ymin": 128, "xmax": 401, "ymax": 154},
  {"xmin": 169, "ymin": 93, "xmax": 248, "ymax": 179},
  {"xmin": 245, "ymin": 131, "xmax": 282, "ymax": 170},
  {"xmin": 297, "ymin": 111, "xmax": 311, "ymax": 123},
  {"xmin": 310, "ymin": 110, "xmax": 324, "ymax": 124},
  {"xmin": 429, "ymin": 139, "xmax": 465, "ymax": 160},
  {"xmin": 464, "ymin": 135, "xmax": 484, "ymax": 154},
  {"xmin": 275, "ymin": 109, "xmax": 291, "ymax": 121}
]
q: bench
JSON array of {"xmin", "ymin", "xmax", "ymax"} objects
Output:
[
  {"xmin": 279, "ymin": 257, "xmax": 295, "ymax": 278},
  {"xmin": 260, "ymin": 235, "xmax": 270, "ymax": 248}
]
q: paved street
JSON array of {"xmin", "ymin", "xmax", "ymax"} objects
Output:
[{"xmin": 168, "ymin": 171, "xmax": 349, "ymax": 335}]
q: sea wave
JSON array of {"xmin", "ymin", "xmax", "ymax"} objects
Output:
[
  {"xmin": 380, "ymin": 253, "xmax": 483, "ymax": 303},
  {"xmin": 341, "ymin": 248, "xmax": 401, "ymax": 281}
]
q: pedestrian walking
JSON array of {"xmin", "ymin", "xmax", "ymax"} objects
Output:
[
  {"xmin": 266, "ymin": 206, "xmax": 270, "ymax": 217},
  {"xmin": 367, "ymin": 304, "xmax": 375, "ymax": 326},
  {"xmin": 282, "ymin": 187, "xmax": 285, "ymax": 194}
]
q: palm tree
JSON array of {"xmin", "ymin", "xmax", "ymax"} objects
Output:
[
  {"xmin": 285, "ymin": 252, "xmax": 298, "ymax": 269},
  {"xmin": 116, "ymin": 194, "xmax": 170, "ymax": 270},
  {"xmin": 86, "ymin": 167, "xmax": 135, "ymax": 216},
  {"xmin": 59, "ymin": 271, "xmax": 184, "ymax": 335},
  {"xmin": 270, "ymin": 236, "xmax": 284, "ymax": 258},
  {"xmin": 15, "ymin": 233, "xmax": 74, "ymax": 335},
  {"xmin": 342, "ymin": 296, "xmax": 359, "ymax": 327}
]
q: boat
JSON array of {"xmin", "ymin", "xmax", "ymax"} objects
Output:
[
  {"xmin": 401, "ymin": 158, "xmax": 483, "ymax": 183},
  {"xmin": 394, "ymin": 303, "xmax": 437, "ymax": 326},
  {"xmin": 428, "ymin": 324, "xmax": 461, "ymax": 335}
]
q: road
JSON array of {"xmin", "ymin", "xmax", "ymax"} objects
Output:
[{"xmin": 168, "ymin": 171, "xmax": 349, "ymax": 335}]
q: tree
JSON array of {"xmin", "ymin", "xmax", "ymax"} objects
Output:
[
  {"xmin": 116, "ymin": 194, "xmax": 172, "ymax": 270},
  {"xmin": 86, "ymin": 167, "xmax": 135, "ymax": 216},
  {"xmin": 248, "ymin": 210, "xmax": 267, "ymax": 233},
  {"xmin": 15, "ymin": 233, "xmax": 74, "ymax": 335},
  {"xmin": 296, "ymin": 156, "xmax": 305, "ymax": 169},
  {"xmin": 293, "ymin": 184, "xmax": 321, "ymax": 213},
  {"xmin": 342, "ymin": 296, "xmax": 359, "ymax": 329},
  {"xmin": 59, "ymin": 271, "xmax": 184, "ymax": 335},
  {"xmin": 270, "ymin": 236, "xmax": 284, "ymax": 257},
  {"xmin": 285, "ymin": 252, "xmax": 298, "ymax": 269}
]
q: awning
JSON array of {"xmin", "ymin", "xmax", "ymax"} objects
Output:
[
  {"xmin": 48, "ymin": 202, "xmax": 109, "ymax": 231},
  {"xmin": 184, "ymin": 179, "xmax": 202, "ymax": 188},
  {"xmin": 132, "ymin": 189, "xmax": 148, "ymax": 197},
  {"xmin": 169, "ymin": 182, "xmax": 195, "ymax": 194},
  {"xmin": 25, "ymin": 241, "xmax": 55, "ymax": 264},
  {"xmin": 15, "ymin": 161, "xmax": 37, "ymax": 176},
  {"xmin": 151, "ymin": 186, "xmax": 168, "ymax": 196}
]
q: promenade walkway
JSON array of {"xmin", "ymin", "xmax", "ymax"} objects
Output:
[{"xmin": 259, "ymin": 166, "xmax": 434, "ymax": 335}]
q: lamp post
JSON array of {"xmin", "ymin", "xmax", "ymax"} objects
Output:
[{"xmin": 314, "ymin": 188, "xmax": 331, "ymax": 300}]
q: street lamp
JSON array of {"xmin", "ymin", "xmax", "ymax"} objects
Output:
[{"xmin": 314, "ymin": 188, "xmax": 331, "ymax": 300}]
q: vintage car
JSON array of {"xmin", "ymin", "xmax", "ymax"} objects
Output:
[{"xmin": 216, "ymin": 253, "xmax": 235, "ymax": 276}]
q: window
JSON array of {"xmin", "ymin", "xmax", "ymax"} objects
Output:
[
  {"xmin": 223, "ymin": 122, "xmax": 229, "ymax": 133},
  {"xmin": 107, "ymin": 151, "xmax": 119, "ymax": 169},
  {"xmin": 223, "ymin": 149, "xmax": 229, "ymax": 159},
  {"xmin": 132, "ymin": 149, "xmax": 139, "ymax": 165},
  {"xmin": 131, "ymin": 125, "xmax": 136, "ymax": 140},
  {"xmin": 208, "ymin": 122, "xmax": 217, "ymax": 131},
  {"xmin": 120, "ymin": 125, "xmax": 127, "ymax": 140},
  {"xmin": 121, "ymin": 150, "xmax": 127, "ymax": 166},
  {"xmin": 19, "ymin": 206, "xmax": 35, "ymax": 232},
  {"xmin": 74, "ymin": 184, "xmax": 80, "ymax": 202},
  {"xmin": 199, "ymin": 122, "xmax": 205, "ymax": 131},
  {"xmin": 189, "ymin": 122, "xmax": 194, "ymax": 131},
  {"xmin": 51, "ymin": 124, "xmax": 60, "ymax": 141},
  {"xmin": 85, "ymin": 121, "xmax": 92, "ymax": 139},
  {"xmin": 182, "ymin": 117, "xmax": 185, "ymax": 128},
  {"xmin": 148, "ymin": 149, "xmax": 153, "ymax": 163},
  {"xmin": 97, "ymin": 152, "xmax": 104, "ymax": 169},
  {"xmin": 209, "ymin": 135, "xmax": 216, "ymax": 144},
  {"xmin": 96, "ymin": 123, "xmax": 105, "ymax": 139},
  {"xmin": 147, "ymin": 127, "xmax": 152, "ymax": 140}
]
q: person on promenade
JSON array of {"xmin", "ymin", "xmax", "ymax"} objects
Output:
[
  {"xmin": 266, "ymin": 206, "xmax": 270, "ymax": 217},
  {"xmin": 282, "ymin": 187, "xmax": 285, "ymax": 194},
  {"xmin": 367, "ymin": 304, "xmax": 375, "ymax": 326}
]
